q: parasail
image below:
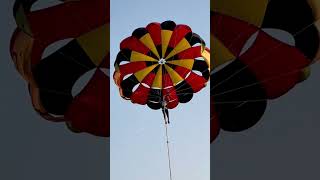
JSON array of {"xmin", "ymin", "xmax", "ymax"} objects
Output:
[
  {"xmin": 113, "ymin": 20, "xmax": 210, "ymax": 179},
  {"xmin": 211, "ymin": 0, "xmax": 320, "ymax": 142},
  {"xmin": 10, "ymin": 0, "xmax": 110, "ymax": 137},
  {"xmin": 114, "ymin": 20, "xmax": 210, "ymax": 114}
]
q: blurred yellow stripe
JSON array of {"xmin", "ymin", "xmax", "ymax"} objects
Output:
[
  {"xmin": 77, "ymin": 24, "xmax": 108, "ymax": 66},
  {"xmin": 212, "ymin": 0, "xmax": 268, "ymax": 27}
]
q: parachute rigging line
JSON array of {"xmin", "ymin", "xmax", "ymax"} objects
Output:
[{"xmin": 163, "ymin": 112, "xmax": 173, "ymax": 180}]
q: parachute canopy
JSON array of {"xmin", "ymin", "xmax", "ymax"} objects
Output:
[{"xmin": 114, "ymin": 21, "xmax": 210, "ymax": 110}]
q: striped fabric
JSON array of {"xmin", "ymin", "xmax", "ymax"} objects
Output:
[{"xmin": 114, "ymin": 21, "xmax": 210, "ymax": 110}]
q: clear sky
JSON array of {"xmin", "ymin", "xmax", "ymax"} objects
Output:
[{"xmin": 110, "ymin": 0, "xmax": 210, "ymax": 180}]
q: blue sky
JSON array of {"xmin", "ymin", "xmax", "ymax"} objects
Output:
[{"xmin": 110, "ymin": 0, "xmax": 210, "ymax": 180}]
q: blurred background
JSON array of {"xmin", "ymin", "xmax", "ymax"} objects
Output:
[
  {"xmin": 212, "ymin": 64, "xmax": 320, "ymax": 179},
  {"xmin": 0, "ymin": 1, "xmax": 108, "ymax": 180}
]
